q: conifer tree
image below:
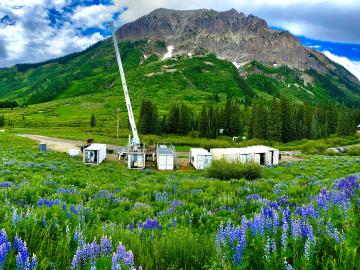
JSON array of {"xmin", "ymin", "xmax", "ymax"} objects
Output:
[
  {"xmin": 198, "ymin": 105, "xmax": 208, "ymax": 138},
  {"xmin": 178, "ymin": 103, "xmax": 191, "ymax": 134},
  {"xmin": 253, "ymin": 97, "xmax": 267, "ymax": 139},
  {"xmin": 229, "ymin": 102, "xmax": 241, "ymax": 136},
  {"xmin": 267, "ymin": 97, "xmax": 282, "ymax": 141},
  {"xmin": 90, "ymin": 113, "xmax": 96, "ymax": 128},
  {"xmin": 167, "ymin": 105, "xmax": 180, "ymax": 134}
]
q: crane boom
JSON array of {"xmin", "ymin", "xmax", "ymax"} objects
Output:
[{"xmin": 110, "ymin": 22, "xmax": 140, "ymax": 145}]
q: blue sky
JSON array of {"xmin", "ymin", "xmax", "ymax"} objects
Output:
[{"xmin": 0, "ymin": 0, "xmax": 359, "ymax": 79}]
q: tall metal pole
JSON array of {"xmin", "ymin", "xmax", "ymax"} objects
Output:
[
  {"xmin": 116, "ymin": 107, "xmax": 120, "ymax": 146},
  {"xmin": 110, "ymin": 21, "xmax": 140, "ymax": 145}
]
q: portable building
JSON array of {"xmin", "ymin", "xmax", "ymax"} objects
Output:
[
  {"xmin": 83, "ymin": 144, "xmax": 107, "ymax": 165},
  {"xmin": 210, "ymin": 145, "xmax": 279, "ymax": 166},
  {"xmin": 156, "ymin": 144, "xmax": 175, "ymax": 170},
  {"xmin": 357, "ymin": 124, "xmax": 360, "ymax": 132},
  {"xmin": 189, "ymin": 148, "xmax": 212, "ymax": 170},
  {"xmin": 127, "ymin": 151, "xmax": 146, "ymax": 169}
]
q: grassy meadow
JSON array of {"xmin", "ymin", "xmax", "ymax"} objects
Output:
[{"xmin": 0, "ymin": 132, "xmax": 360, "ymax": 269}]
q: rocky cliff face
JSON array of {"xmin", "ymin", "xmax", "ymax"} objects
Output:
[{"xmin": 117, "ymin": 8, "xmax": 359, "ymax": 85}]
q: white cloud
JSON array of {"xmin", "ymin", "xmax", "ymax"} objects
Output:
[
  {"xmin": 71, "ymin": 3, "xmax": 125, "ymax": 29},
  {"xmin": 0, "ymin": 1, "xmax": 105, "ymax": 67},
  {"xmin": 323, "ymin": 51, "xmax": 360, "ymax": 80}
]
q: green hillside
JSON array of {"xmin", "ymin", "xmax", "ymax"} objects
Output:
[{"xmin": 0, "ymin": 38, "xmax": 359, "ymax": 136}]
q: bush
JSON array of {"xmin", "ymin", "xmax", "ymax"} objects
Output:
[
  {"xmin": 346, "ymin": 146, "xmax": 360, "ymax": 156},
  {"xmin": 207, "ymin": 160, "xmax": 262, "ymax": 180}
]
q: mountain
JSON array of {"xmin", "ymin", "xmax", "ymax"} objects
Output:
[
  {"xmin": 117, "ymin": 8, "xmax": 359, "ymax": 86},
  {"xmin": 0, "ymin": 7, "xmax": 359, "ymax": 124}
]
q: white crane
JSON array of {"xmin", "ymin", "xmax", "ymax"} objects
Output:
[
  {"xmin": 110, "ymin": 22, "xmax": 140, "ymax": 148},
  {"xmin": 110, "ymin": 22, "xmax": 145, "ymax": 169}
]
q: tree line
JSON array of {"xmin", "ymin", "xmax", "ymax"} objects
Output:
[
  {"xmin": 0, "ymin": 100, "xmax": 19, "ymax": 109},
  {"xmin": 138, "ymin": 95, "xmax": 360, "ymax": 142}
]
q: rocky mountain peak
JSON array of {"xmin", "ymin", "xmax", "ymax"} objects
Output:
[{"xmin": 117, "ymin": 8, "xmax": 359, "ymax": 85}]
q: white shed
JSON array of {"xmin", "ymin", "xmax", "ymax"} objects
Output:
[
  {"xmin": 210, "ymin": 145, "xmax": 279, "ymax": 166},
  {"xmin": 156, "ymin": 144, "xmax": 175, "ymax": 170},
  {"xmin": 189, "ymin": 148, "xmax": 212, "ymax": 170},
  {"xmin": 83, "ymin": 144, "xmax": 107, "ymax": 165}
]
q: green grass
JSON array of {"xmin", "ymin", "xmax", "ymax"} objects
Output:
[{"xmin": 0, "ymin": 133, "xmax": 360, "ymax": 269}]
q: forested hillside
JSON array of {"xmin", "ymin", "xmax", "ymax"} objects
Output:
[{"xmin": 0, "ymin": 38, "xmax": 359, "ymax": 143}]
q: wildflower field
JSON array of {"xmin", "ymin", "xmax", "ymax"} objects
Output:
[{"xmin": 0, "ymin": 133, "xmax": 360, "ymax": 269}]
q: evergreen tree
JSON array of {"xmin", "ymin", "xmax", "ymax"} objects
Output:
[
  {"xmin": 248, "ymin": 98, "xmax": 258, "ymax": 138},
  {"xmin": 253, "ymin": 97, "xmax": 267, "ymax": 139},
  {"xmin": 280, "ymin": 94, "xmax": 292, "ymax": 142},
  {"xmin": 138, "ymin": 99, "xmax": 160, "ymax": 134},
  {"xmin": 0, "ymin": 115, "xmax": 4, "ymax": 127},
  {"xmin": 309, "ymin": 114, "xmax": 320, "ymax": 139},
  {"xmin": 90, "ymin": 113, "xmax": 96, "ymax": 128},
  {"xmin": 267, "ymin": 97, "xmax": 282, "ymax": 141},
  {"xmin": 224, "ymin": 97, "xmax": 232, "ymax": 135},
  {"xmin": 160, "ymin": 115, "xmax": 168, "ymax": 133},
  {"xmin": 167, "ymin": 105, "xmax": 180, "ymax": 134},
  {"xmin": 337, "ymin": 109, "xmax": 354, "ymax": 136},
  {"xmin": 295, "ymin": 105, "xmax": 305, "ymax": 140},
  {"xmin": 178, "ymin": 103, "xmax": 191, "ymax": 134},
  {"xmin": 229, "ymin": 102, "xmax": 241, "ymax": 136},
  {"xmin": 198, "ymin": 105, "xmax": 208, "ymax": 138}
]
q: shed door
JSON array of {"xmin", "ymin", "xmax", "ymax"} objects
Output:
[
  {"xmin": 254, "ymin": 154, "xmax": 261, "ymax": 164},
  {"xmin": 158, "ymin": 155, "xmax": 167, "ymax": 169},
  {"xmin": 197, "ymin": 155, "xmax": 204, "ymax": 169},
  {"xmin": 166, "ymin": 156, "xmax": 174, "ymax": 170}
]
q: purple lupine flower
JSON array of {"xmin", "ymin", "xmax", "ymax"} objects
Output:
[
  {"xmin": 0, "ymin": 229, "xmax": 12, "ymax": 267},
  {"xmin": 30, "ymin": 255, "xmax": 37, "ymax": 269},
  {"xmin": 36, "ymin": 198, "xmax": 61, "ymax": 208},
  {"xmin": 100, "ymin": 236, "xmax": 112, "ymax": 255},
  {"xmin": 111, "ymin": 253, "xmax": 120, "ymax": 270},
  {"xmin": 295, "ymin": 206, "xmax": 318, "ymax": 219},
  {"xmin": 13, "ymin": 236, "xmax": 35, "ymax": 270},
  {"xmin": 281, "ymin": 218, "xmax": 289, "ymax": 251},
  {"xmin": 140, "ymin": 218, "xmax": 162, "ymax": 231},
  {"xmin": 284, "ymin": 259, "xmax": 294, "ymax": 270},
  {"xmin": 0, "ymin": 181, "xmax": 12, "ymax": 188},
  {"xmin": 246, "ymin": 194, "xmax": 261, "ymax": 201},
  {"xmin": 233, "ymin": 233, "xmax": 246, "ymax": 266},
  {"xmin": 304, "ymin": 238, "xmax": 312, "ymax": 260},
  {"xmin": 12, "ymin": 208, "xmax": 22, "ymax": 226},
  {"xmin": 111, "ymin": 242, "xmax": 135, "ymax": 269},
  {"xmin": 70, "ymin": 248, "xmax": 81, "ymax": 270},
  {"xmin": 291, "ymin": 218, "xmax": 301, "ymax": 240}
]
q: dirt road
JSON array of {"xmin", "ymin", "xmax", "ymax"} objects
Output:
[{"xmin": 17, "ymin": 134, "xmax": 86, "ymax": 153}]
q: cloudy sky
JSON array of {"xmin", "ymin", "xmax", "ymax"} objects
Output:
[{"xmin": 0, "ymin": 0, "xmax": 359, "ymax": 79}]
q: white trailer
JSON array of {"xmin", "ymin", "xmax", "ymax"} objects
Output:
[
  {"xmin": 189, "ymin": 148, "xmax": 212, "ymax": 170},
  {"xmin": 156, "ymin": 144, "xmax": 175, "ymax": 170},
  {"xmin": 210, "ymin": 145, "xmax": 279, "ymax": 166},
  {"xmin": 83, "ymin": 144, "xmax": 107, "ymax": 165}
]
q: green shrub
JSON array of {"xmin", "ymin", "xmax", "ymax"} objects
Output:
[
  {"xmin": 347, "ymin": 146, "xmax": 360, "ymax": 156},
  {"xmin": 207, "ymin": 160, "xmax": 262, "ymax": 180},
  {"xmin": 300, "ymin": 141, "xmax": 328, "ymax": 154}
]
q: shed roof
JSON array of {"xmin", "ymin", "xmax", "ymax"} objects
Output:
[
  {"xmin": 157, "ymin": 145, "xmax": 174, "ymax": 155},
  {"xmin": 357, "ymin": 124, "xmax": 360, "ymax": 128},
  {"xmin": 211, "ymin": 145, "xmax": 278, "ymax": 154},
  {"xmin": 190, "ymin": 148, "xmax": 211, "ymax": 155},
  {"xmin": 85, "ymin": 144, "xmax": 107, "ymax": 150}
]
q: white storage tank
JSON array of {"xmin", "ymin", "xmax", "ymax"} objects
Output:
[
  {"xmin": 189, "ymin": 148, "xmax": 212, "ymax": 170},
  {"xmin": 83, "ymin": 144, "xmax": 107, "ymax": 165},
  {"xmin": 156, "ymin": 144, "xmax": 175, "ymax": 170}
]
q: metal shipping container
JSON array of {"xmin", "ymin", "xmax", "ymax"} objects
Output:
[{"xmin": 83, "ymin": 144, "xmax": 107, "ymax": 165}]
